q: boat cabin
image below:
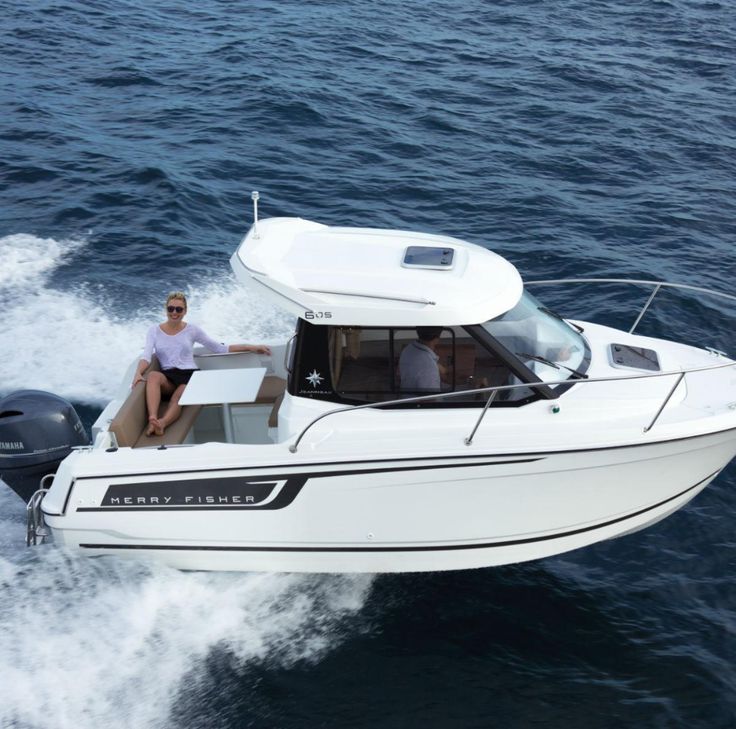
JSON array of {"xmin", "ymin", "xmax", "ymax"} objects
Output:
[
  {"xmin": 234, "ymin": 218, "xmax": 590, "ymax": 412},
  {"xmin": 290, "ymin": 301, "xmax": 589, "ymax": 407}
]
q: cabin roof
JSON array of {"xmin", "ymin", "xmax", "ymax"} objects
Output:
[{"xmin": 230, "ymin": 217, "xmax": 523, "ymax": 326}]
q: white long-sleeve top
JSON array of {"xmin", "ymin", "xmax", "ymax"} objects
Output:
[{"xmin": 142, "ymin": 323, "xmax": 228, "ymax": 369}]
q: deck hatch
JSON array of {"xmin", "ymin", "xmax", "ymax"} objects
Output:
[
  {"xmin": 402, "ymin": 246, "xmax": 455, "ymax": 270},
  {"xmin": 609, "ymin": 343, "xmax": 661, "ymax": 371}
]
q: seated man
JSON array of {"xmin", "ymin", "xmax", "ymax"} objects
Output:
[{"xmin": 399, "ymin": 327, "xmax": 447, "ymax": 391}]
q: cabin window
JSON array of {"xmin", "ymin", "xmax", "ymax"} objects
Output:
[
  {"xmin": 331, "ymin": 327, "xmax": 395, "ymax": 398},
  {"xmin": 323, "ymin": 325, "xmax": 534, "ymax": 406}
]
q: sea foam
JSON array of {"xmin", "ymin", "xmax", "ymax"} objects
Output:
[{"xmin": 0, "ymin": 540, "xmax": 373, "ymax": 729}]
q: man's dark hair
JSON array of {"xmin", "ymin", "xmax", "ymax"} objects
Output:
[{"xmin": 416, "ymin": 327, "xmax": 442, "ymax": 342}]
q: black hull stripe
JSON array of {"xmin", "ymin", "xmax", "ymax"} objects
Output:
[
  {"xmin": 74, "ymin": 458, "xmax": 543, "ymax": 512},
  {"xmin": 73, "ymin": 425, "xmax": 736, "ymax": 482},
  {"xmin": 77, "ymin": 469, "xmax": 720, "ymax": 554}
]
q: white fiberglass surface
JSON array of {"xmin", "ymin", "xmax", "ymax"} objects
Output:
[{"xmin": 482, "ymin": 290, "xmax": 587, "ymax": 382}]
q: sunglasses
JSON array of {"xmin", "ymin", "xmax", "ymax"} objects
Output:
[{"xmin": 167, "ymin": 306, "xmax": 185, "ymax": 313}]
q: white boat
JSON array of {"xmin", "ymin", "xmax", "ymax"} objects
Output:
[{"xmin": 9, "ymin": 201, "xmax": 736, "ymax": 573}]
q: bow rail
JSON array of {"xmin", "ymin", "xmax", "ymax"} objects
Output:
[{"xmin": 526, "ymin": 278, "xmax": 736, "ymax": 334}]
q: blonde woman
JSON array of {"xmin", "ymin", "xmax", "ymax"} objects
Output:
[{"xmin": 132, "ymin": 292, "xmax": 271, "ymax": 436}]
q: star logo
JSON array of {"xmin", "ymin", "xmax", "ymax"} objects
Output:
[{"xmin": 306, "ymin": 370, "xmax": 324, "ymax": 388}]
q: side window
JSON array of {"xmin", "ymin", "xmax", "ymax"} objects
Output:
[
  {"xmin": 449, "ymin": 330, "xmax": 502, "ymax": 394},
  {"xmin": 323, "ymin": 325, "xmax": 535, "ymax": 407},
  {"xmin": 394, "ymin": 328, "xmax": 455, "ymax": 393},
  {"xmin": 331, "ymin": 328, "xmax": 394, "ymax": 401},
  {"xmin": 437, "ymin": 329, "xmax": 533, "ymax": 404}
]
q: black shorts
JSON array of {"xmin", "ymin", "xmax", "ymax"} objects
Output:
[{"xmin": 162, "ymin": 368, "xmax": 198, "ymax": 387}]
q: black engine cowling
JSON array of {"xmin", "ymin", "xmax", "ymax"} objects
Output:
[{"xmin": 0, "ymin": 390, "xmax": 90, "ymax": 502}]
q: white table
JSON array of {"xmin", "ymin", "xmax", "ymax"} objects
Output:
[{"xmin": 179, "ymin": 367, "xmax": 267, "ymax": 442}]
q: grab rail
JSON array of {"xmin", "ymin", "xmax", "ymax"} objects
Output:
[
  {"xmin": 526, "ymin": 278, "xmax": 736, "ymax": 334},
  {"xmin": 196, "ymin": 351, "xmax": 268, "ymax": 358},
  {"xmin": 26, "ymin": 487, "xmax": 50, "ymax": 546},
  {"xmin": 288, "ymin": 357, "xmax": 735, "ymax": 453}
]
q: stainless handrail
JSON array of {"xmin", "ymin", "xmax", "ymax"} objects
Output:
[
  {"xmin": 26, "ymin": 488, "xmax": 50, "ymax": 546},
  {"xmin": 196, "ymin": 351, "xmax": 268, "ymax": 358},
  {"xmin": 302, "ymin": 289, "xmax": 437, "ymax": 306},
  {"xmin": 628, "ymin": 283, "xmax": 661, "ymax": 334},
  {"xmin": 288, "ymin": 357, "xmax": 735, "ymax": 453},
  {"xmin": 526, "ymin": 278, "xmax": 736, "ymax": 334},
  {"xmin": 464, "ymin": 391, "xmax": 498, "ymax": 445},
  {"xmin": 643, "ymin": 372, "xmax": 685, "ymax": 433},
  {"xmin": 284, "ymin": 334, "xmax": 297, "ymax": 374}
]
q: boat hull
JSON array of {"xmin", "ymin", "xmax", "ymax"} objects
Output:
[{"xmin": 42, "ymin": 427, "xmax": 736, "ymax": 572}]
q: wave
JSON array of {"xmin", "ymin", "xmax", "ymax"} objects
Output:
[
  {"xmin": 0, "ymin": 234, "xmax": 85, "ymax": 290},
  {"xmin": 0, "ymin": 234, "xmax": 295, "ymax": 405},
  {"xmin": 0, "ymin": 537, "xmax": 373, "ymax": 729}
]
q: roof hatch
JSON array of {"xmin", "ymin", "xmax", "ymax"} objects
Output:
[{"xmin": 402, "ymin": 246, "xmax": 455, "ymax": 270}]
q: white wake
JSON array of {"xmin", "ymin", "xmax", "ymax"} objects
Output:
[{"xmin": 0, "ymin": 545, "xmax": 373, "ymax": 729}]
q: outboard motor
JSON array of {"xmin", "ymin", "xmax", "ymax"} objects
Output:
[{"xmin": 0, "ymin": 390, "xmax": 89, "ymax": 502}]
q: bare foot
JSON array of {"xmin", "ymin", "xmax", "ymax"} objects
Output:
[{"xmin": 146, "ymin": 416, "xmax": 164, "ymax": 437}]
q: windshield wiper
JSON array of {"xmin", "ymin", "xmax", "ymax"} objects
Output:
[
  {"xmin": 538, "ymin": 306, "xmax": 584, "ymax": 334},
  {"xmin": 516, "ymin": 352, "xmax": 589, "ymax": 380}
]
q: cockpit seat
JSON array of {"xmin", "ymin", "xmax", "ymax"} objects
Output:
[
  {"xmin": 255, "ymin": 375, "xmax": 287, "ymax": 428},
  {"xmin": 109, "ymin": 371, "xmax": 287, "ymax": 446},
  {"xmin": 108, "ymin": 357, "xmax": 202, "ymax": 448},
  {"xmin": 255, "ymin": 375, "xmax": 286, "ymax": 403}
]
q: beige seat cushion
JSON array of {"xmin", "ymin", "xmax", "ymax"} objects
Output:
[
  {"xmin": 255, "ymin": 375, "xmax": 287, "ymax": 403},
  {"xmin": 108, "ymin": 383, "xmax": 147, "ymax": 447},
  {"xmin": 109, "ymin": 357, "xmax": 161, "ymax": 447},
  {"xmin": 255, "ymin": 375, "xmax": 286, "ymax": 430},
  {"xmin": 133, "ymin": 403, "xmax": 202, "ymax": 448},
  {"xmin": 268, "ymin": 393, "xmax": 284, "ymax": 428}
]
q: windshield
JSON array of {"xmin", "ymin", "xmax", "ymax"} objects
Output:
[{"xmin": 481, "ymin": 290, "xmax": 588, "ymax": 384}]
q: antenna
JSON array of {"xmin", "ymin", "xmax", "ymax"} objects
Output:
[{"xmin": 251, "ymin": 191, "xmax": 260, "ymax": 238}]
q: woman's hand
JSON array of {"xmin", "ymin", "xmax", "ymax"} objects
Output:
[
  {"xmin": 251, "ymin": 344, "xmax": 271, "ymax": 355},
  {"xmin": 131, "ymin": 374, "xmax": 145, "ymax": 388}
]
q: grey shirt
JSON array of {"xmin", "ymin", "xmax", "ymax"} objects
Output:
[{"xmin": 399, "ymin": 341, "xmax": 440, "ymax": 391}]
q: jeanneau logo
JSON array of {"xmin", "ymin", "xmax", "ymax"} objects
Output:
[
  {"xmin": 0, "ymin": 441, "xmax": 24, "ymax": 450},
  {"xmin": 305, "ymin": 370, "xmax": 324, "ymax": 387}
]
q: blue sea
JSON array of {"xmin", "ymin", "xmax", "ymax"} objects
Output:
[{"xmin": 1, "ymin": 1, "xmax": 735, "ymax": 727}]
